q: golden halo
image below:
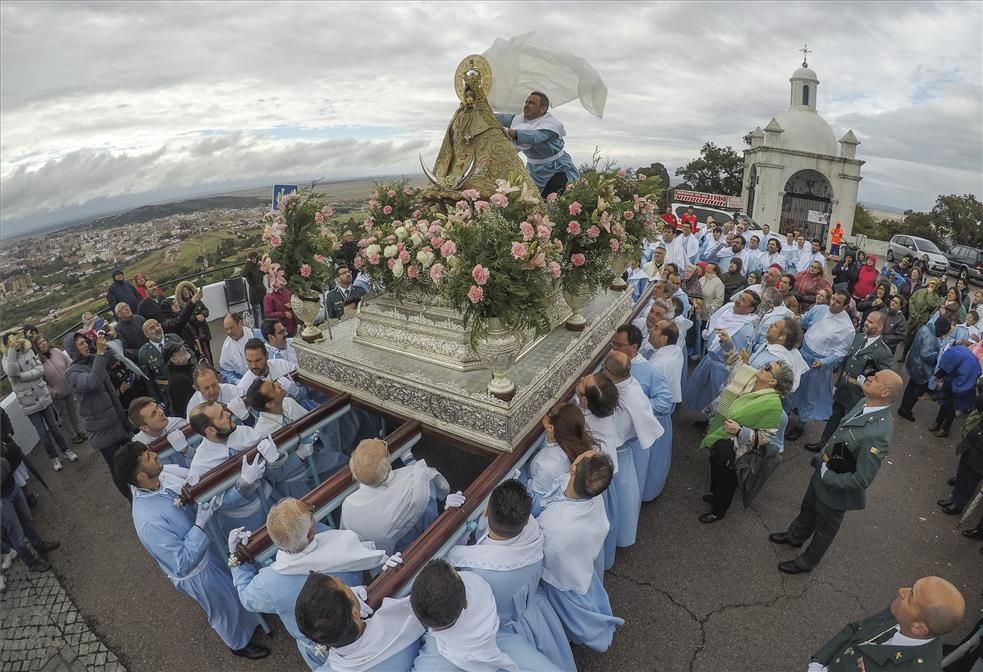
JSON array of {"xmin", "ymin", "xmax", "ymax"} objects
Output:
[{"xmin": 454, "ymin": 54, "xmax": 493, "ymax": 103}]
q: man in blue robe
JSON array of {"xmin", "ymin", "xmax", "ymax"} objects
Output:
[
  {"xmin": 445, "ymin": 480, "xmax": 574, "ymax": 671},
  {"xmin": 496, "ymin": 91, "xmax": 578, "ymax": 197},
  {"xmin": 610, "ymin": 325, "xmax": 675, "ymax": 501},
  {"xmin": 115, "ymin": 441, "xmax": 269, "ymax": 660},
  {"xmin": 228, "ymin": 497, "xmax": 392, "ymax": 670}
]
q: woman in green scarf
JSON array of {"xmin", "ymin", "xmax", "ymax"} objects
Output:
[
  {"xmin": 901, "ymin": 277, "xmax": 943, "ymax": 360},
  {"xmin": 699, "ymin": 329, "xmax": 794, "ymax": 523}
]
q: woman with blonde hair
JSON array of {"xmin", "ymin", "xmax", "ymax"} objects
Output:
[{"xmin": 175, "ymin": 280, "xmax": 212, "ymax": 363}]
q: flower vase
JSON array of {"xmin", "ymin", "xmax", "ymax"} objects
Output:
[
  {"xmin": 562, "ymin": 284, "xmax": 593, "ymax": 331},
  {"xmin": 473, "ymin": 318, "xmax": 523, "ymax": 401},
  {"xmin": 610, "ymin": 252, "xmax": 630, "ymax": 291},
  {"xmin": 290, "ymin": 292, "xmax": 324, "ymax": 343}
]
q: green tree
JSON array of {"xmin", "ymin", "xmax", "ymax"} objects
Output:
[
  {"xmin": 674, "ymin": 142, "xmax": 744, "ymax": 196},
  {"xmin": 930, "ymin": 194, "xmax": 983, "ymax": 247}
]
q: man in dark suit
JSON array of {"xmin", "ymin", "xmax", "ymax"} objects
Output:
[
  {"xmin": 806, "ymin": 576, "xmax": 964, "ymax": 671},
  {"xmin": 807, "ymin": 310, "xmax": 896, "ymax": 451},
  {"xmin": 770, "ymin": 368, "xmax": 904, "ymax": 574},
  {"xmin": 315, "ymin": 265, "xmax": 366, "ymax": 324}
]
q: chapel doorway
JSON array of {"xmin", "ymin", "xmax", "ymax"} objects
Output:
[{"xmin": 779, "ymin": 169, "xmax": 833, "ymax": 242}]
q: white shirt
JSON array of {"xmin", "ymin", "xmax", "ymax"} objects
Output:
[
  {"xmin": 185, "ymin": 383, "xmax": 242, "ymax": 420},
  {"xmin": 236, "ymin": 359, "xmax": 297, "ymax": 395},
  {"xmin": 797, "ymin": 250, "xmax": 826, "ymax": 274},
  {"xmin": 266, "ymin": 340, "xmax": 299, "ymax": 367},
  {"xmin": 219, "ymin": 333, "xmax": 250, "ymax": 377},
  {"xmin": 253, "ymin": 397, "xmax": 308, "ymax": 437}
]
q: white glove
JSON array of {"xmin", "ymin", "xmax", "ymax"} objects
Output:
[
  {"xmin": 227, "ymin": 526, "xmax": 252, "ymax": 554},
  {"xmin": 194, "ymin": 496, "xmax": 221, "ymax": 528},
  {"xmin": 351, "ymin": 585, "xmax": 374, "ymax": 618},
  {"xmin": 239, "ymin": 454, "xmax": 266, "ymax": 486},
  {"xmin": 382, "ymin": 552, "xmax": 403, "ymax": 572},
  {"xmin": 277, "ymin": 376, "xmax": 297, "ymax": 395},
  {"xmin": 296, "ymin": 440, "xmax": 315, "ymax": 460},
  {"xmin": 256, "ymin": 437, "xmax": 280, "ymax": 463},
  {"xmin": 445, "ymin": 491, "xmax": 466, "ymax": 508},
  {"xmin": 227, "ymin": 396, "xmax": 249, "ymax": 420},
  {"xmin": 166, "ymin": 430, "xmax": 188, "ymax": 454}
]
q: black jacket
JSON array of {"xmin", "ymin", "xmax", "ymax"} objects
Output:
[{"xmin": 1, "ymin": 408, "xmax": 26, "ymax": 498}]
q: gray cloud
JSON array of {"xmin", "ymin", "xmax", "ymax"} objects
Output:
[{"xmin": 1, "ymin": 1, "xmax": 980, "ymax": 230}]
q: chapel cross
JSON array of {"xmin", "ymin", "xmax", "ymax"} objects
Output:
[{"xmin": 800, "ymin": 44, "xmax": 812, "ymax": 68}]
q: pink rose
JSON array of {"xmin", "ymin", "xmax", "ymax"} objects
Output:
[
  {"xmin": 461, "ymin": 189, "xmax": 481, "ymax": 201},
  {"xmin": 455, "ymin": 200, "xmax": 469, "ymax": 210},
  {"xmin": 387, "ymin": 190, "xmax": 397, "ymax": 197},
  {"xmin": 367, "ymin": 254, "xmax": 380, "ymax": 265},
  {"xmin": 430, "ymin": 236, "xmax": 444, "ymax": 248},
  {"xmin": 570, "ymin": 253, "xmax": 586, "ymax": 267},
  {"xmin": 474, "ymin": 200, "xmax": 490, "ymax": 212},
  {"xmin": 520, "ymin": 221, "xmax": 535, "ymax": 241},
  {"xmin": 354, "ymin": 256, "xmax": 364, "ymax": 269},
  {"xmin": 467, "ymin": 285, "xmax": 484, "ymax": 304},
  {"xmin": 440, "ymin": 240, "xmax": 457, "ymax": 258},
  {"xmin": 399, "ymin": 250, "xmax": 411, "ymax": 264},
  {"xmin": 548, "ymin": 261, "xmax": 561, "ymax": 278},
  {"xmin": 404, "ymin": 186, "xmax": 414, "ymax": 195},
  {"xmin": 429, "ymin": 263, "xmax": 445, "ymax": 282},
  {"xmin": 428, "ymin": 223, "xmax": 441, "ymax": 235},
  {"xmin": 383, "ymin": 205, "xmax": 393, "ymax": 215},
  {"xmin": 471, "ymin": 264, "xmax": 490, "ymax": 285},
  {"xmin": 412, "ymin": 209, "xmax": 422, "ymax": 219},
  {"xmin": 407, "ymin": 265, "xmax": 419, "ymax": 279},
  {"xmin": 617, "ymin": 169, "xmax": 626, "ymax": 178},
  {"xmin": 586, "ymin": 225, "xmax": 600, "ymax": 239},
  {"xmin": 610, "ymin": 239, "xmax": 621, "ymax": 252},
  {"xmin": 315, "ymin": 211, "xmax": 324, "ymax": 224},
  {"xmin": 537, "ymin": 224, "xmax": 551, "ymax": 240},
  {"xmin": 299, "ymin": 264, "xmax": 312, "ymax": 277},
  {"xmin": 387, "ymin": 258, "xmax": 396, "ymax": 269},
  {"xmin": 546, "ymin": 192, "xmax": 558, "ymax": 204},
  {"xmin": 490, "ymin": 193, "xmax": 509, "ymax": 207},
  {"xmin": 612, "ymin": 224, "xmax": 625, "ymax": 238},
  {"xmin": 622, "ymin": 209, "xmax": 634, "ymax": 220},
  {"xmin": 568, "ymin": 202, "xmax": 583, "ymax": 216},
  {"xmin": 567, "ymin": 220, "xmax": 582, "ymax": 235},
  {"xmin": 511, "ymin": 242, "xmax": 528, "ymax": 259},
  {"xmin": 269, "ymin": 235, "xmax": 282, "ymax": 248}
]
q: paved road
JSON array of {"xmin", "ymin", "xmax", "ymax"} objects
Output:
[{"xmin": 22, "ymin": 375, "xmax": 981, "ymax": 672}]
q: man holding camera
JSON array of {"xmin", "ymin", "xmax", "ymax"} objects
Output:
[
  {"xmin": 769, "ymin": 367, "xmax": 903, "ymax": 574},
  {"xmin": 806, "ymin": 311, "xmax": 895, "ymax": 452}
]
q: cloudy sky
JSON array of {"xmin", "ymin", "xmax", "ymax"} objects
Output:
[{"xmin": 1, "ymin": 1, "xmax": 980, "ymax": 236}]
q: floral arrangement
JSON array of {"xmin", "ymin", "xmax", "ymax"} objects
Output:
[
  {"xmin": 354, "ymin": 179, "xmax": 442, "ymax": 298},
  {"xmin": 261, "ymin": 187, "xmax": 337, "ymax": 296},
  {"xmin": 547, "ymin": 166, "xmax": 662, "ymax": 292},
  {"xmin": 437, "ymin": 177, "xmax": 561, "ymax": 341}
]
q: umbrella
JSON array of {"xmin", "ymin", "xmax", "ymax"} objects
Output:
[
  {"xmin": 483, "ymin": 32, "xmax": 608, "ymax": 118},
  {"xmin": 736, "ymin": 444, "xmax": 782, "ymax": 508}
]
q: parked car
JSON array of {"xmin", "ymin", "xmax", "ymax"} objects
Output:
[
  {"xmin": 945, "ymin": 244, "xmax": 983, "ymax": 283},
  {"xmin": 886, "ymin": 234, "xmax": 949, "ymax": 275},
  {"xmin": 670, "ymin": 203, "xmax": 762, "ymax": 232}
]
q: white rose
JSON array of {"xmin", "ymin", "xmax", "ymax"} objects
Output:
[
  {"xmin": 416, "ymin": 250, "xmax": 434, "ymax": 267},
  {"xmin": 394, "ymin": 226, "xmax": 408, "ymax": 240},
  {"xmin": 365, "ymin": 244, "xmax": 381, "ymax": 257},
  {"xmin": 383, "ymin": 245, "xmax": 398, "ymax": 259},
  {"xmin": 391, "ymin": 260, "xmax": 404, "ymax": 277},
  {"xmin": 410, "ymin": 233, "xmax": 422, "ymax": 246}
]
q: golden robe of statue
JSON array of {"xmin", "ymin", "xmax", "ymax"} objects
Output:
[{"xmin": 424, "ymin": 55, "xmax": 540, "ymax": 200}]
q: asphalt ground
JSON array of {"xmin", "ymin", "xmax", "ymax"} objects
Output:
[{"xmin": 19, "ymin": 359, "xmax": 982, "ymax": 672}]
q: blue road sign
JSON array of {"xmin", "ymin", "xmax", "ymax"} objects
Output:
[{"xmin": 272, "ymin": 184, "xmax": 299, "ymax": 211}]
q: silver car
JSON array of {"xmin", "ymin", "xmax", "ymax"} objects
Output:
[{"xmin": 886, "ymin": 234, "xmax": 949, "ymax": 275}]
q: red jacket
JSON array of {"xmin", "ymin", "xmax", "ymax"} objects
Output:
[
  {"xmin": 681, "ymin": 212, "xmax": 698, "ymax": 233},
  {"xmin": 263, "ymin": 288, "xmax": 298, "ymax": 336},
  {"xmin": 661, "ymin": 212, "xmax": 679, "ymax": 227}
]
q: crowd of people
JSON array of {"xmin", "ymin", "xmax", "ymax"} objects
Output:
[{"xmin": 2, "ymin": 208, "xmax": 982, "ymax": 669}]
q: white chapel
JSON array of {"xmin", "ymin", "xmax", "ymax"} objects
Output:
[{"xmin": 741, "ymin": 50, "xmax": 864, "ymax": 242}]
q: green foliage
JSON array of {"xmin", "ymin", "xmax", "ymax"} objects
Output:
[
  {"xmin": 853, "ymin": 194, "xmax": 982, "ymax": 249},
  {"xmin": 261, "ymin": 186, "xmax": 337, "ymax": 296},
  {"xmin": 674, "ymin": 142, "xmax": 744, "ymax": 196}
]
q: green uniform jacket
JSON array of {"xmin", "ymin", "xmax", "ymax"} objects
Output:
[
  {"xmin": 812, "ymin": 609, "xmax": 942, "ymax": 671},
  {"xmin": 811, "ymin": 401, "xmax": 893, "ymax": 511},
  {"xmin": 833, "ymin": 335, "xmax": 896, "ymax": 411}
]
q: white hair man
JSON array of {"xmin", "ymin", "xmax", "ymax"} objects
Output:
[
  {"xmin": 227, "ymin": 498, "xmax": 396, "ymax": 671},
  {"xmin": 340, "ymin": 438, "xmax": 465, "ymax": 554}
]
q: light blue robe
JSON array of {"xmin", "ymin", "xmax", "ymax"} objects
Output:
[
  {"xmin": 231, "ymin": 523, "xmax": 363, "ymax": 670},
  {"xmin": 543, "ymin": 570, "xmax": 623, "ymax": 653},
  {"xmin": 612, "ymin": 442, "xmax": 641, "ymax": 550},
  {"xmin": 131, "ymin": 485, "xmax": 261, "ymax": 650},
  {"xmin": 460, "ymin": 565, "xmax": 575, "ymax": 672},
  {"xmin": 395, "ymin": 484, "xmax": 440, "ymax": 555},
  {"xmin": 749, "ymin": 311, "xmax": 789, "ymax": 352},
  {"xmin": 673, "ymin": 289, "xmax": 691, "ymax": 319},
  {"xmin": 494, "ymin": 113, "xmax": 579, "ymax": 190},
  {"xmin": 412, "ymin": 631, "xmax": 557, "ymax": 672},
  {"xmin": 683, "ymin": 322, "xmax": 754, "ymax": 412},
  {"xmin": 786, "ymin": 341, "xmax": 842, "ymax": 423},
  {"xmin": 630, "ymin": 358, "xmax": 675, "ymax": 501}
]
